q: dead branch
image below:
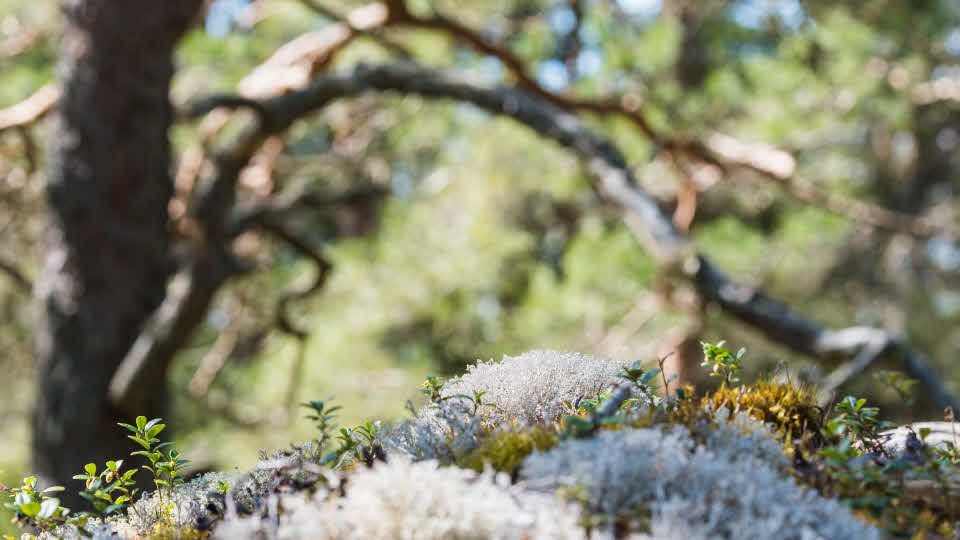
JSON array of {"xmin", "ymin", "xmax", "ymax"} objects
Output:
[
  {"xmin": 0, "ymin": 256, "xmax": 31, "ymax": 292},
  {"xmin": 187, "ymin": 61, "xmax": 960, "ymax": 411},
  {"xmin": 107, "ymin": 251, "xmax": 234, "ymax": 412},
  {"xmin": 0, "ymin": 29, "xmax": 44, "ymax": 59},
  {"xmin": 297, "ymin": 0, "xmax": 409, "ymax": 59},
  {"xmin": 380, "ymin": 7, "xmax": 954, "ymax": 241},
  {"xmin": 188, "ymin": 323, "xmax": 241, "ymax": 399},
  {"xmin": 229, "ymin": 184, "xmax": 389, "ymax": 234},
  {"xmin": 0, "ymin": 83, "xmax": 58, "ymax": 133},
  {"xmin": 259, "ymin": 219, "xmax": 332, "ymax": 339},
  {"xmin": 704, "ymin": 132, "xmax": 952, "ymax": 241},
  {"xmin": 238, "ymin": 2, "xmax": 395, "ymax": 99},
  {"xmin": 257, "ymin": 219, "xmax": 333, "ymax": 408}
]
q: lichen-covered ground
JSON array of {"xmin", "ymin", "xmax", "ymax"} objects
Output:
[{"xmin": 19, "ymin": 349, "xmax": 960, "ymax": 539}]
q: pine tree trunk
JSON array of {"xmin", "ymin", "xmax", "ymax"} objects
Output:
[{"xmin": 32, "ymin": 0, "xmax": 201, "ymax": 501}]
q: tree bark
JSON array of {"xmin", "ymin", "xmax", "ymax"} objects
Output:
[{"xmin": 33, "ymin": 0, "xmax": 201, "ymax": 499}]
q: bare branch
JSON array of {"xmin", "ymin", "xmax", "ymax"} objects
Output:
[
  {"xmin": 0, "ymin": 28, "xmax": 44, "ymax": 59},
  {"xmin": 107, "ymin": 252, "xmax": 234, "ymax": 412},
  {"xmin": 298, "ymin": 0, "xmax": 410, "ymax": 58},
  {"xmin": 229, "ymin": 184, "xmax": 389, "ymax": 234},
  {"xmin": 238, "ymin": 2, "xmax": 394, "ymax": 99},
  {"xmin": 0, "ymin": 83, "xmax": 58, "ymax": 133},
  {"xmin": 188, "ymin": 61, "xmax": 959, "ymax": 410},
  {"xmin": 703, "ymin": 133, "xmax": 954, "ymax": 241},
  {"xmin": 693, "ymin": 258, "xmax": 960, "ymax": 411},
  {"xmin": 257, "ymin": 220, "xmax": 333, "ymax": 408},
  {"xmin": 184, "ymin": 94, "xmax": 269, "ymax": 119},
  {"xmin": 383, "ymin": 7, "xmax": 954, "ymax": 241},
  {"xmin": 188, "ymin": 324, "xmax": 241, "ymax": 399},
  {"xmin": 259, "ymin": 219, "xmax": 333, "ymax": 339},
  {"xmin": 0, "ymin": 256, "xmax": 31, "ymax": 292},
  {"xmin": 109, "ymin": 1, "xmax": 384, "ymax": 418}
]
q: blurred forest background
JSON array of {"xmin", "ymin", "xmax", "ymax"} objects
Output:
[{"xmin": 3, "ymin": 0, "xmax": 960, "ymax": 531}]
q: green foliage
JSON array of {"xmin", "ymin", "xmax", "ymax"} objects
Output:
[
  {"xmin": 301, "ymin": 398, "xmax": 342, "ymax": 454},
  {"xmin": 117, "ymin": 416, "xmax": 190, "ymax": 521},
  {"xmin": 560, "ymin": 357, "xmax": 679, "ymax": 439},
  {"xmin": 420, "ymin": 374, "xmax": 490, "ymax": 414},
  {"xmin": 72, "ymin": 459, "xmax": 138, "ymax": 517},
  {"xmin": 301, "ymin": 397, "xmax": 387, "ymax": 469},
  {"xmin": 824, "ymin": 396, "xmax": 893, "ymax": 455},
  {"xmin": 1, "ymin": 475, "xmax": 69, "ymax": 533},
  {"xmin": 700, "ymin": 341, "xmax": 745, "ymax": 388},
  {"xmin": 873, "ymin": 370, "xmax": 919, "ymax": 406}
]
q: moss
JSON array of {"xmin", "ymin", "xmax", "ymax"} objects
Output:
[
  {"xmin": 695, "ymin": 379, "xmax": 823, "ymax": 454},
  {"xmin": 146, "ymin": 522, "xmax": 210, "ymax": 540},
  {"xmin": 458, "ymin": 425, "xmax": 559, "ymax": 474}
]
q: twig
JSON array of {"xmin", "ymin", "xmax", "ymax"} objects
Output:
[
  {"xmin": 383, "ymin": 7, "xmax": 955, "ymax": 241},
  {"xmin": 257, "ymin": 219, "xmax": 333, "ymax": 408},
  {"xmin": 229, "ymin": 184, "xmax": 389, "ymax": 234},
  {"xmin": 0, "ymin": 28, "xmax": 44, "ymax": 59},
  {"xmin": 0, "ymin": 256, "xmax": 31, "ymax": 292},
  {"xmin": 188, "ymin": 61, "xmax": 960, "ymax": 412},
  {"xmin": 0, "ymin": 83, "xmax": 58, "ymax": 133},
  {"xmin": 297, "ymin": 0, "xmax": 410, "ymax": 58},
  {"xmin": 188, "ymin": 324, "xmax": 241, "ymax": 399}
]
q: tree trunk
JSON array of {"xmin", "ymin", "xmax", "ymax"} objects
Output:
[{"xmin": 32, "ymin": 0, "xmax": 201, "ymax": 500}]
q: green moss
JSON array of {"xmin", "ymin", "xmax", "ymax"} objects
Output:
[
  {"xmin": 146, "ymin": 521, "xmax": 210, "ymax": 540},
  {"xmin": 459, "ymin": 426, "xmax": 559, "ymax": 474},
  {"xmin": 705, "ymin": 379, "xmax": 823, "ymax": 453}
]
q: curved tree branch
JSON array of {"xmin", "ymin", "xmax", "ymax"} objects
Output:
[
  {"xmin": 379, "ymin": 4, "xmax": 957, "ymax": 241},
  {"xmin": 0, "ymin": 256, "xmax": 31, "ymax": 292},
  {"xmin": 189, "ymin": 61, "xmax": 960, "ymax": 411},
  {"xmin": 0, "ymin": 83, "xmax": 58, "ymax": 133}
]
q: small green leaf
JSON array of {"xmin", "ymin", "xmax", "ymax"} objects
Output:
[
  {"xmin": 102, "ymin": 504, "xmax": 122, "ymax": 515},
  {"xmin": 639, "ymin": 369, "xmax": 660, "ymax": 385},
  {"xmin": 37, "ymin": 498, "xmax": 60, "ymax": 519},
  {"xmin": 20, "ymin": 501, "xmax": 41, "ymax": 517},
  {"xmin": 84, "ymin": 463, "xmax": 97, "ymax": 476},
  {"xmin": 135, "ymin": 416, "xmax": 147, "ymax": 432},
  {"xmin": 117, "ymin": 422, "xmax": 139, "ymax": 434},
  {"xmin": 127, "ymin": 435, "xmax": 151, "ymax": 450},
  {"xmin": 41, "ymin": 486, "xmax": 65, "ymax": 493},
  {"xmin": 145, "ymin": 424, "xmax": 165, "ymax": 439}
]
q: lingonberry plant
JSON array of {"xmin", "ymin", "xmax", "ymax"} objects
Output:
[
  {"xmin": 72, "ymin": 460, "xmax": 138, "ymax": 517},
  {"xmin": 701, "ymin": 340, "xmax": 745, "ymax": 388},
  {"xmin": 117, "ymin": 416, "xmax": 190, "ymax": 520}
]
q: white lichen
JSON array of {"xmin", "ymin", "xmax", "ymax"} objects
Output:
[
  {"xmin": 37, "ymin": 471, "xmax": 237, "ymax": 539},
  {"xmin": 379, "ymin": 398, "xmax": 484, "ymax": 463},
  {"xmin": 697, "ymin": 409, "xmax": 789, "ymax": 470},
  {"xmin": 443, "ymin": 350, "xmax": 627, "ymax": 427},
  {"xmin": 520, "ymin": 426, "xmax": 879, "ymax": 540},
  {"xmin": 214, "ymin": 458, "xmax": 586, "ymax": 540}
]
